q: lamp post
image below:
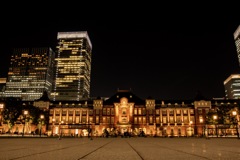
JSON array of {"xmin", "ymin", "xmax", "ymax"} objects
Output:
[
  {"xmin": 190, "ymin": 121, "xmax": 193, "ymax": 136},
  {"xmin": 213, "ymin": 115, "xmax": 218, "ymax": 137},
  {"xmin": 39, "ymin": 114, "xmax": 44, "ymax": 137},
  {"xmin": 0, "ymin": 104, "xmax": 4, "ymax": 132},
  {"xmin": 88, "ymin": 123, "xmax": 93, "ymax": 140},
  {"xmin": 22, "ymin": 110, "xmax": 28, "ymax": 137},
  {"xmin": 199, "ymin": 117, "xmax": 203, "ymax": 137},
  {"xmin": 58, "ymin": 120, "xmax": 63, "ymax": 140},
  {"xmin": 52, "ymin": 118, "xmax": 55, "ymax": 137},
  {"xmin": 232, "ymin": 111, "xmax": 239, "ymax": 139}
]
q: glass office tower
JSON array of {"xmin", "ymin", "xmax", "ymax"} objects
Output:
[
  {"xmin": 224, "ymin": 74, "xmax": 240, "ymax": 99},
  {"xmin": 4, "ymin": 48, "xmax": 55, "ymax": 101},
  {"xmin": 234, "ymin": 25, "xmax": 240, "ymax": 66},
  {"xmin": 52, "ymin": 31, "xmax": 92, "ymax": 101}
]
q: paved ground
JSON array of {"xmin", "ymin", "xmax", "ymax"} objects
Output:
[{"xmin": 0, "ymin": 137, "xmax": 239, "ymax": 160}]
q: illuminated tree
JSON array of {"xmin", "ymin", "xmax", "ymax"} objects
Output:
[{"xmin": 3, "ymin": 98, "xmax": 22, "ymax": 133}]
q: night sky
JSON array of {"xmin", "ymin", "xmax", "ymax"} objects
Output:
[{"xmin": 1, "ymin": 6, "xmax": 239, "ymax": 100}]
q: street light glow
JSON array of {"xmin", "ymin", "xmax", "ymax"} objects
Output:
[
  {"xmin": 213, "ymin": 115, "xmax": 217, "ymax": 120},
  {"xmin": 232, "ymin": 111, "xmax": 237, "ymax": 116},
  {"xmin": 22, "ymin": 110, "xmax": 28, "ymax": 137},
  {"xmin": 24, "ymin": 110, "xmax": 28, "ymax": 115},
  {"xmin": 40, "ymin": 115, "xmax": 44, "ymax": 119}
]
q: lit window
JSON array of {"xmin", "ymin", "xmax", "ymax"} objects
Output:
[
  {"xmin": 138, "ymin": 117, "xmax": 142, "ymax": 123},
  {"xmin": 111, "ymin": 108, "xmax": 114, "ymax": 115},
  {"xmin": 176, "ymin": 110, "xmax": 181, "ymax": 114},
  {"xmin": 134, "ymin": 108, "xmax": 137, "ymax": 115},
  {"xmin": 138, "ymin": 108, "xmax": 142, "ymax": 115},
  {"xmin": 143, "ymin": 117, "xmax": 146, "ymax": 123},
  {"xmin": 149, "ymin": 116, "xmax": 153, "ymax": 124},
  {"xmin": 198, "ymin": 109, "xmax": 202, "ymax": 114},
  {"xmin": 134, "ymin": 117, "xmax": 137, "ymax": 124},
  {"xmin": 96, "ymin": 116, "xmax": 99, "ymax": 123},
  {"xmin": 162, "ymin": 110, "xmax": 167, "ymax": 115},
  {"xmin": 163, "ymin": 117, "xmax": 167, "ymax": 123},
  {"xmin": 183, "ymin": 110, "xmax": 188, "ymax": 114},
  {"xmin": 156, "ymin": 117, "xmax": 160, "ymax": 124},
  {"xmin": 107, "ymin": 109, "xmax": 110, "ymax": 115}
]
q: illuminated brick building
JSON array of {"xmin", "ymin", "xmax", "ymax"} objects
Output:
[
  {"xmin": 48, "ymin": 89, "xmax": 240, "ymax": 137},
  {"xmin": 0, "ymin": 89, "xmax": 239, "ymax": 137}
]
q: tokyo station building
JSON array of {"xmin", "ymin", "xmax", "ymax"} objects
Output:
[
  {"xmin": 0, "ymin": 89, "xmax": 239, "ymax": 137},
  {"xmin": 47, "ymin": 89, "xmax": 239, "ymax": 137}
]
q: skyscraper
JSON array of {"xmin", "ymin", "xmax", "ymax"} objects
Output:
[
  {"xmin": 234, "ymin": 25, "xmax": 240, "ymax": 66},
  {"xmin": 4, "ymin": 48, "xmax": 55, "ymax": 101},
  {"xmin": 52, "ymin": 31, "xmax": 92, "ymax": 101},
  {"xmin": 223, "ymin": 25, "xmax": 240, "ymax": 99},
  {"xmin": 0, "ymin": 78, "xmax": 6, "ymax": 98},
  {"xmin": 224, "ymin": 74, "xmax": 240, "ymax": 99}
]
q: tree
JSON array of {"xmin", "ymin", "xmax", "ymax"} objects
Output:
[
  {"xmin": 21, "ymin": 105, "xmax": 49, "ymax": 135},
  {"xmin": 205, "ymin": 111, "xmax": 217, "ymax": 125},
  {"xmin": 217, "ymin": 105, "xmax": 233, "ymax": 124},
  {"xmin": 2, "ymin": 98, "xmax": 49, "ymax": 135},
  {"xmin": 3, "ymin": 98, "xmax": 22, "ymax": 133},
  {"xmin": 205, "ymin": 110, "xmax": 219, "ymax": 137}
]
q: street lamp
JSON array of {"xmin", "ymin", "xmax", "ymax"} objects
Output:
[
  {"xmin": 39, "ymin": 114, "xmax": 44, "ymax": 137},
  {"xmin": 199, "ymin": 117, "xmax": 204, "ymax": 137},
  {"xmin": 22, "ymin": 110, "xmax": 28, "ymax": 137},
  {"xmin": 52, "ymin": 118, "xmax": 55, "ymax": 136},
  {"xmin": 58, "ymin": 120, "xmax": 64, "ymax": 140},
  {"xmin": 0, "ymin": 104, "xmax": 4, "ymax": 131},
  {"xmin": 232, "ymin": 110, "xmax": 239, "ymax": 139},
  {"xmin": 190, "ymin": 121, "xmax": 193, "ymax": 136},
  {"xmin": 213, "ymin": 115, "xmax": 218, "ymax": 137}
]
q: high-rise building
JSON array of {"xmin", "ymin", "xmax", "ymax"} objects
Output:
[
  {"xmin": 4, "ymin": 48, "xmax": 55, "ymax": 101},
  {"xmin": 234, "ymin": 25, "xmax": 240, "ymax": 66},
  {"xmin": 224, "ymin": 74, "xmax": 240, "ymax": 99},
  {"xmin": 0, "ymin": 78, "xmax": 6, "ymax": 92},
  {"xmin": 52, "ymin": 31, "xmax": 92, "ymax": 101},
  {"xmin": 0, "ymin": 78, "xmax": 6, "ymax": 98}
]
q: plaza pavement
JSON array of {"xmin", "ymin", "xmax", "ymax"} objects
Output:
[{"xmin": 0, "ymin": 137, "xmax": 239, "ymax": 160}]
